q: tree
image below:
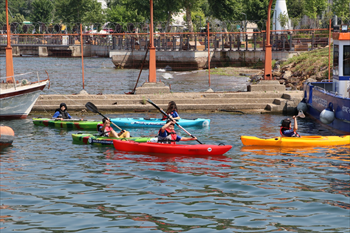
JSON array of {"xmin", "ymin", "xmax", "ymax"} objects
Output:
[
  {"xmin": 55, "ymin": 0, "xmax": 105, "ymax": 24},
  {"xmin": 244, "ymin": 0, "xmax": 272, "ymax": 30},
  {"xmin": 208, "ymin": 0, "xmax": 244, "ymax": 21},
  {"xmin": 0, "ymin": 0, "xmax": 35, "ymax": 20},
  {"xmin": 286, "ymin": 0, "xmax": 305, "ymax": 18},
  {"xmin": 30, "ymin": 0, "xmax": 54, "ymax": 23},
  {"xmin": 303, "ymin": 0, "xmax": 327, "ymax": 19},
  {"xmin": 332, "ymin": 0, "xmax": 350, "ymax": 22}
]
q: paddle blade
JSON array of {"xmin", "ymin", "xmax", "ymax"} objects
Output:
[
  {"xmin": 85, "ymin": 102, "xmax": 98, "ymax": 113},
  {"xmin": 297, "ymin": 110, "xmax": 305, "ymax": 118}
]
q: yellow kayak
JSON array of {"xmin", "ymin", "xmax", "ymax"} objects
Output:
[{"xmin": 240, "ymin": 135, "xmax": 350, "ymax": 147}]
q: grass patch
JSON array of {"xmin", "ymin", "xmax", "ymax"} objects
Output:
[{"xmin": 282, "ymin": 47, "xmax": 333, "ymax": 74}]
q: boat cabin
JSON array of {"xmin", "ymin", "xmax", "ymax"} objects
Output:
[{"xmin": 332, "ymin": 25, "xmax": 350, "ymax": 98}]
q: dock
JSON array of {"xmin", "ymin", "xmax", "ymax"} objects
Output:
[{"xmin": 32, "ymin": 81, "xmax": 303, "ymax": 116}]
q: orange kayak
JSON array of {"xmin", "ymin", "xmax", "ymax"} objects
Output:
[{"xmin": 240, "ymin": 135, "xmax": 350, "ymax": 147}]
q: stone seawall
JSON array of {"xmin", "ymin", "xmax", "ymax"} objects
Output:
[
  {"xmin": 32, "ymin": 81, "xmax": 303, "ymax": 116},
  {"xmin": 110, "ymin": 50, "xmax": 300, "ymax": 71}
]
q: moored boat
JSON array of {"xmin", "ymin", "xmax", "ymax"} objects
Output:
[
  {"xmin": 113, "ymin": 140, "xmax": 232, "ymax": 155},
  {"xmin": 72, "ymin": 133, "xmax": 156, "ymax": 146},
  {"xmin": 0, "ymin": 74, "xmax": 49, "ymax": 120},
  {"xmin": 1, "ymin": 2, "xmax": 48, "ymax": 120},
  {"xmin": 33, "ymin": 118, "xmax": 102, "ymax": 130},
  {"xmin": 299, "ymin": 28, "xmax": 350, "ymax": 134},
  {"xmin": 110, "ymin": 118, "xmax": 210, "ymax": 128},
  {"xmin": 0, "ymin": 125, "xmax": 15, "ymax": 148},
  {"xmin": 240, "ymin": 135, "xmax": 350, "ymax": 147}
]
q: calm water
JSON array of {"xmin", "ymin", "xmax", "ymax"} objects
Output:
[
  {"xmin": 1, "ymin": 57, "xmax": 349, "ymax": 232},
  {"xmin": 0, "ymin": 57, "xmax": 249, "ymax": 94},
  {"xmin": 1, "ymin": 112, "xmax": 349, "ymax": 232}
]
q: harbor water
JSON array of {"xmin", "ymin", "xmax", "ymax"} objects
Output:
[
  {"xmin": 0, "ymin": 57, "xmax": 249, "ymax": 94},
  {"xmin": 1, "ymin": 112, "xmax": 349, "ymax": 232},
  {"xmin": 1, "ymin": 57, "xmax": 349, "ymax": 232}
]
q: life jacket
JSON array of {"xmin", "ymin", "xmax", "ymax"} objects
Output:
[
  {"xmin": 280, "ymin": 127, "xmax": 300, "ymax": 137},
  {"xmin": 97, "ymin": 123, "xmax": 112, "ymax": 136},
  {"xmin": 162, "ymin": 111, "xmax": 174, "ymax": 120},
  {"xmin": 158, "ymin": 128, "xmax": 177, "ymax": 144},
  {"xmin": 54, "ymin": 108, "xmax": 69, "ymax": 119}
]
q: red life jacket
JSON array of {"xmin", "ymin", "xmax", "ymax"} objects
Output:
[
  {"xmin": 158, "ymin": 128, "xmax": 177, "ymax": 144},
  {"xmin": 162, "ymin": 111, "xmax": 174, "ymax": 120},
  {"xmin": 97, "ymin": 124, "xmax": 112, "ymax": 136}
]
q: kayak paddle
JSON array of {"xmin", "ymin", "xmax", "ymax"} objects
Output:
[
  {"xmin": 85, "ymin": 102, "xmax": 124, "ymax": 131},
  {"xmin": 147, "ymin": 99, "xmax": 203, "ymax": 144}
]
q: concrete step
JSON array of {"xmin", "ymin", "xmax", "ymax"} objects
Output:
[
  {"xmin": 38, "ymin": 92, "xmax": 285, "ymax": 100},
  {"xmin": 33, "ymin": 103, "xmax": 270, "ymax": 112},
  {"xmin": 35, "ymin": 97, "xmax": 278, "ymax": 106}
]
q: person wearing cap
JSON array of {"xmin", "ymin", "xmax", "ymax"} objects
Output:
[
  {"xmin": 52, "ymin": 103, "xmax": 72, "ymax": 120},
  {"xmin": 158, "ymin": 119, "xmax": 197, "ymax": 144},
  {"xmin": 98, "ymin": 118, "xmax": 130, "ymax": 138},
  {"xmin": 280, "ymin": 115, "xmax": 300, "ymax": 137}
]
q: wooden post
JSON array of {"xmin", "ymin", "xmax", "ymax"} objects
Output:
[
  {"xmin": 328, "ymin": 19, "xmax": 331, "ymax": 82},
  {"xmin": 148, "ymin": 0, "xmax": 156, "ymax": 82},
  {"xmin": 5, "ymin": 0, "xmax": 14, "ymax": 83},
  {"xmin": 207, "ymin": 21, "xmax": 211, "ymax": 87},
  {"xmin": 264, "ymin": 0, "xmax": 274, "ymax": 80},
  {"xmin": 80, "ymin": 24, "xmax": 85, "ymax": 89}
]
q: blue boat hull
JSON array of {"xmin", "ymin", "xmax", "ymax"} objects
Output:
[
  {"xmin": 303, "ymin": 82, "xmax": 350, "ymax": 134},
  {"xmin": 110, "ymin": 118, "xmax": 210, "ymax": 128}
]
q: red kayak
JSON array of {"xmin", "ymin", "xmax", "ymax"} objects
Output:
[{"xmin": 113, "ymin": 140, "xmax": 232, "ymax": 156}]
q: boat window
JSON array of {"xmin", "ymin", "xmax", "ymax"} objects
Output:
[
  {"xmin": 344, "ymin": 45, "xmax": 350, "ymax": 76},
  {"xmin": 333, "ymin": 44, "xmax": 339, "ymax": 76}
]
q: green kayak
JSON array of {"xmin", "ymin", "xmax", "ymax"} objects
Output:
[
  {"xmin": 33, "ymin": 118, "xmax": 101, "ymax": 130},
  {"xmin": 72, "ymin": 133, "xmax": 157, "ymax": 146}
]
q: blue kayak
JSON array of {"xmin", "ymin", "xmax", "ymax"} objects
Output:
[{"xmin": 110, "ymin": 118, "xmax": 210, "ymax": 128}]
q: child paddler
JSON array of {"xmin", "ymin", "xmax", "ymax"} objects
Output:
[
  {"xmin": 280, "ymin": 116, "xmax": 300, "ymax": 137},
  {"xmin": 158, "ymin": 119, "xmax": 197, "ymax": 144},
  {"xmin": 98, "ymin": 118, "xmax": 130, "ymax": 138},
  {"xmin": 161, "ymin": 101, "xmax": 180, "ymax": 120},
  {"xmin": 52, "ymin": 103, "xmax": 72, "ymax": 120}
]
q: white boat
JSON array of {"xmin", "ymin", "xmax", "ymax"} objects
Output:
[
  {"xmin": 1, "ymin": 1, "xmax": 48, "ymax": 120},
  {"xmin": 0, "ymin": 73, "xmax": 49, "ymax": 119}
]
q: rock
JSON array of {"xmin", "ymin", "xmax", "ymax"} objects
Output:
[
  {"xmin": 306, "ymin": 78, "xmax": 317, "ymax": 83},
  {"xmin": 283, "ymin": 70, "xmax": 293, "ymax": 79},
  {"xmin": 78, "ymin": 89, "xmax": 89, "ymax": 95},
  {"xmin": 272, "ymin": 71, "xmax": 282, "ymax": 77},
  {"xmin": 249, "ymin": 75, "xmax": 262, "ymax": 83},
  {"xmin": 205, "ymin": 88, "xmax": 214, "ymax": 92}
]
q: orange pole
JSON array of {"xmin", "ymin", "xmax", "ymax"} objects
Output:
[
  {"xmin": 148, "ymin": 0, "xmax": 156, "ymax": 82},
  {"xmin": 328, "ymin": 19, "xmax": 331, "ymax": 82},
  {"xmin": 80, "ymin": 24, "xmax": 85, "ymax": 89},
  {"xmin": 5, "ymin": 0, "xmax": 14, "ymax": 83},
  {"xmin": 264, "ymin": 0, "xmax": 274, "ymax": 80},
  {"xmin": 207, "ymin": 21, "xmax": 211, "ymax": 87}
]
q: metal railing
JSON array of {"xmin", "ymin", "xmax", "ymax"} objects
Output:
[{"xmin": 0, "ymin": 29, "xmax": 331, "ymax": 53}]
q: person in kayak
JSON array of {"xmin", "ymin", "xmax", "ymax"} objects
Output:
[
  {"xmin": 162, "ymin": 101, "xmax": 180, "ymax": 120},
  {"xmin": 280, "ymin": 116, "xmax": 300, "ymax": 137},
  {"xmin": 98, "ymin": 118, "xmax": 130, "ymax": 138},
  {"xmin": 52, "ymin": 103, "xmax": 72, "ymax": 120},
  {"xmin": 158, "ymin": 119, "xmax": 197, "ymax": 144}
]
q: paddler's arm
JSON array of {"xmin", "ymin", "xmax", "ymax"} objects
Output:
[
  {"xmin": 100, "ymin": 119, "xmax": 109, "ymax": 131},
  {"xmin": 180, "ymin": 136, "xmax": 197, "ymax": 141},
  {"xmin": 160, "ymin": 120, "xmax": 175, "ymax": 133},
  {"xmin": 172, "ymin": 111, "xmax": 180, "ymax": 120},
  {"xmin": 292, "ymin": 115, "xmax": 298, "ymax": 132}
]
